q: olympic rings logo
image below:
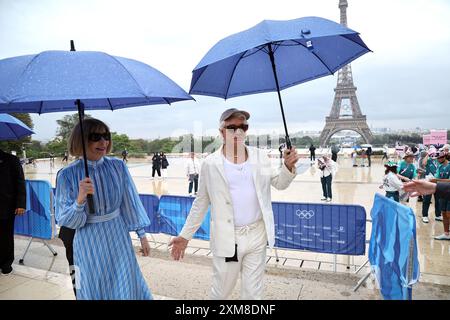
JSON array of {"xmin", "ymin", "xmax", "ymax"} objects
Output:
[{"xmin": 296, "ymin": 209, "xmax": 315, "ymax": 219}]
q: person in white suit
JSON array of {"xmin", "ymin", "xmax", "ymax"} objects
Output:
[{"xmin": 169, "ymin": 108, "xmax": 300, "ymax": 299}]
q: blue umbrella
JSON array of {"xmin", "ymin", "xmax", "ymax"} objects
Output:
[
  {"xmin": 0, "ymin": 41, "xmax": 193, "ymax": 213},
  {"xmin": 0, "ymin": 113, "xmax": 34, "ymax": 140},
  {"xmin": 190, "ymin": 16, "xmax": 371, "ymax": 148}
]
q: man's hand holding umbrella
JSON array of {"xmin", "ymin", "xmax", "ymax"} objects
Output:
[{"xmin": 283, "ymin": 147, "xmax": 300, "ymax": 172}]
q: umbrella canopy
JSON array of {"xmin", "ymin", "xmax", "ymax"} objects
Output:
[
  {"xmin": 0, "ymin": 43, "xmax": 193, "ymax": 214},
  {"xmin": 190, "ymin": 16, "xmax": 371, "ymax": 148},
  {"xmin": 0, "ymin": 113, "xmax": 34, "ymax": 140},
  {"xmin": 0, "ymin": 50, "xmax": 193, "ymax": 113}
]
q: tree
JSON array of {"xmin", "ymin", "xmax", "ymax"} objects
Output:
[
  {"xmin": 56, "ymin": 113, "xmax": 92, "ymax": 140},
  {"xmin": 111, "ymin": 132, "xmax": 130, "ymax": 154},
  {"xmin": 46, "ymin": 137, "xmax": 67, "ymax": 156},
  {"xmin": 35, "ymin": 113, "xmax": 94, "ymax": 157}
]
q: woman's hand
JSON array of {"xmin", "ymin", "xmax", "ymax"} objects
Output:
[
  {"xmin": 140, "ymin": 237, "xmax": 151, "ymax": 257},
  {"xmin": 77, "ymin": 177, "xmax": 94, "ymax": 205}
]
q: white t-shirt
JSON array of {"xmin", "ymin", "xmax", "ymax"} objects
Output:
[
  {"xmin": 382, "ymin": 172, "xmax": 403, "ymax": 192},
  {"xmin": 222, "ymin": 156, "xmax": 262, "ymax": 227}
]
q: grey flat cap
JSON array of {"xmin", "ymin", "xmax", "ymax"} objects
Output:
[{"xmin": 219, "ymin": 108, "xmax": 250, "ymax": 123}]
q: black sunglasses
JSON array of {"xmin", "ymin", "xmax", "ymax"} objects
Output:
[
  {"xmin": 224, "ymin": 124, "xmax": 249, "ymax": 132},
  {"xmin": 88, "ymin": 132, "xmax": 111, "ymax": 142}
]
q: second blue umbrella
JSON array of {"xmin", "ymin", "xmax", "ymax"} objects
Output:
[{"xmin": 0, "ymin": 113, "xmax": 34, "ymax": 140}]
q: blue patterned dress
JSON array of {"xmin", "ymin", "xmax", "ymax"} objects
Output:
[{"xmin": 55, "ymin": 157, "xmax": 152, "ymax": 300}]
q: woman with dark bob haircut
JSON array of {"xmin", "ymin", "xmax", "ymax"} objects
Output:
[{"xmin": 55, "ymin": 118, "xmax": 152, "ymax": 300}]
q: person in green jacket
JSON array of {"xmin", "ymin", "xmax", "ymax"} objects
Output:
[{"xmin": 397, "ymin": 151, "xmax": 417, "ymax": 202}]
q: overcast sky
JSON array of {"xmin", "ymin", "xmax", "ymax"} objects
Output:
[{"xmin": 1, "ymin": 0, "xmax": 449, "ymax": 141}]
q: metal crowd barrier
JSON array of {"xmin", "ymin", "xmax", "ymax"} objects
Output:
[
  {"xmin": 14, "ymin": 180, "xmax": 58, "ymax": 264},
  {"xmin": 22, "ymin": 181, "xmax": 368, "ymax": 272}
]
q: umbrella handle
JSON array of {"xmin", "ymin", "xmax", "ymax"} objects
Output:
[
  {"xmin": 285, "ymin": 136, "xmax": 292, "ymax": 150},
  {"xmin": 76, "ymin": 99, "xmax": 96, "ymax": 214},
  {"xmin": 267, "ymin": 43, "xmax": 292, "ymax": 150},
  {"xmin": 87, "ymin": 195, "xmax": 95, "ymax": 214}
]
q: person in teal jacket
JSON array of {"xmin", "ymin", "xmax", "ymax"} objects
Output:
[
  {"xmin": 397, "ymin": 152, "xmax": 417, "ymax": 181},
  {"xmin": 431, "ymin": 151, "xmax": 450, "ymax": 240},
  {"xmin": 397, "ymin": 152, "xmax": 417, "ymax": 202},
  {"xmin": 420, "ymin": 151, "xmax": 441, "ymax": 223}
]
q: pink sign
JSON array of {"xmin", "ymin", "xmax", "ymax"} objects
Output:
[
  {"xmin": 430, "ymin": 130, "xmax": 447, "ymax": 145},
  {"xmin": 423, "ymin": 134, "xmax": 432, "ymax": 145}
]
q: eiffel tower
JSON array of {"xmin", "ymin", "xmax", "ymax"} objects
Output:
[{"xmin": 319, "ymin": 0, "xmax": 373, "ymax": 147}]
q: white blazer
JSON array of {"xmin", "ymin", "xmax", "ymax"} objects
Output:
[{"xmin": 179, "ymin": 145, "xmax": 297, "ymax": 257}]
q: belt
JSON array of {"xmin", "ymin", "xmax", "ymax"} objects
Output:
[
  {"xmin": 86, "ymin": 208, "xmax": 120, "ymax": 224},
  {"xmin": 235, "ymin": 219, "xmax": 263, "ymax": 236}
]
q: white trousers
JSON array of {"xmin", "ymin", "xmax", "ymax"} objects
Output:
[{"xmin": 210, "ymin": 219, "xmax": 267, "ymax": 300}]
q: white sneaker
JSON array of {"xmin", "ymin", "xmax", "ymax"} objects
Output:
[
  {"xmin": 321, "ymin": 197, "xmax": 327, "ymax": 201},
  {"xmin": 422, "ymin": 217, "xmax": 429, "ymax": 223},
  {"xmin": 435, "ymin": 216, "xmax": 443, "ymax": 221},
  {"xmin": 326, "ymin": 198, "xmax": 332, "ymax": 202},
  {"xmin": 434, "ymin": 233, "xmax": 450, "ymax": 240}
]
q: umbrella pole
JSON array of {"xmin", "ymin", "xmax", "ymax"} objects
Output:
[
  {"xmin": 76, "ymin": 99, "xmax": 95, "ymax": 214},
  {"xmin": 268, "ymin": 43, "xmax": 291, "ymax": 150}
]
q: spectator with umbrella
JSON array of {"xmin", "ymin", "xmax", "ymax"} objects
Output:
[{"xmin": 331, "ymin": 144, "xmax": 340, "ymax": 162}]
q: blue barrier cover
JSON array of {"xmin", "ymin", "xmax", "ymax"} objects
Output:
[
  {"xmin": 369, "ymin": 193, "xmax": 420, "ymax": 300},
  {"xmin": 51, "ymin": 184, "xmax": 366, "ymax": 256},
  {"xmin": 158, "ymin": 195, "xmax": 211, "ymax": 240},
  {"xmin": 14, "ymin": 180, "xmax": 54, "ymax": 240},
  {"xmin": 273, "ymin": 202, "xmax": 366, "ymax": 255},
  {"xmin": 140, "ymin": 194, "xmax": 160, "ymax": 234}
]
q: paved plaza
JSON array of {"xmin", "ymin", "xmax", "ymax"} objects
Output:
[{"xmin": 1, "ymin": 150, "xmax": 449, "ymax": 300}]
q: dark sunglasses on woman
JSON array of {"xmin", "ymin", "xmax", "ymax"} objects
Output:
[
  {"xmin": 88, "ymin": 132, "xmax": 111, "ymax": 142},
  {"xmin": 224, "ymin": 124, "xmax": 249, "ymax": 132}
]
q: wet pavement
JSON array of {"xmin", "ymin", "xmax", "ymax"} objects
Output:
[{"xmin": 2, "ymin": 150, "xmax": 448, "ymax": 300}]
